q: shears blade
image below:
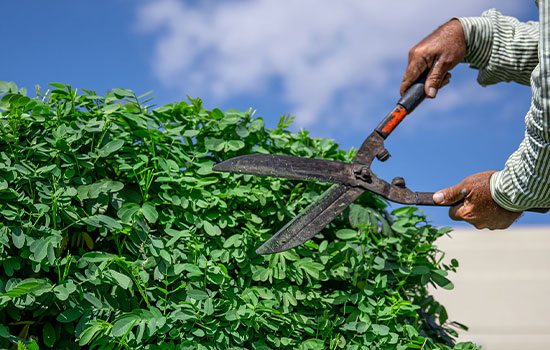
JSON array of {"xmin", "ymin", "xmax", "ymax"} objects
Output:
[
  {"xmin": 212, "ymin": 154, "xmax": 359, "ymax": 185},
  {"xmin": 255, "ymin": 184, "xmax": 363, "ymax": 254}
]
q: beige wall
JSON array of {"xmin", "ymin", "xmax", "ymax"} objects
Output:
[{"xmin": 430, "ymin": 227, "xmax": 550, "ymax": 350}]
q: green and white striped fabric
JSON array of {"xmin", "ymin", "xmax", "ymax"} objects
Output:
[{"xmin": 458, "ymin": 2, "xmax": 550, "ymax": 211}]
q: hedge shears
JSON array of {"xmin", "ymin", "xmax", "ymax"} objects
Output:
[{"xmin": 213, "ymin": 72, "xmax": 547, "ymax": 255}]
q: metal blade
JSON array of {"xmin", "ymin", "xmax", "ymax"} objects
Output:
[
  {"xmin": 213, "ymin": 154, "xmax": 357, "ymax": 185},
  {"xmin": 255, "ymin": 184, "xmax": 364, "ymax": 254}
]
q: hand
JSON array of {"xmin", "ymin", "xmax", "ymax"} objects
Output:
[
  {"xmin": 400, "ymin": 19, "xmax": 466, "ymax": 98},
  {"xmin": 433, "ymin": 171, "xmax": 522, "ymax": 230}
]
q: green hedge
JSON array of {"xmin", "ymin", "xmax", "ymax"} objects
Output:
[{"xmin": 0, "ymin": 82, "xmax": 480, "ymax": 349}]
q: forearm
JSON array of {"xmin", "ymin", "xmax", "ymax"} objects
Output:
[
  {"xmin": 458, "ymin": 9, "xmax": 539, "ymax": 86},
  {"xmin": 490, "ymin": 126, "xmax": 550, "ymax": 211},
  {"xmin": 490, "ymin": 2, "xmax": 550, "ymax": 211}
]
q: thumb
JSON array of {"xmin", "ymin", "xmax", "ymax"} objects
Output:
[{"xmin": 433, "ymin": 183, "xmax": 468, "ymax": 205}]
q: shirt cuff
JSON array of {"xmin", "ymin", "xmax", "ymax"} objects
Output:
[
  {"xmin": 490, "ymin": 171, "xmax": 527, "ymax": 212},
  {"xmin": 457, "ymin": 16, "xmax": 494, "ymax": 70}
]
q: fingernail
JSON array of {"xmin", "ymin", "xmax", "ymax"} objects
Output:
[
  {"xmin": 433, "ymin": 192, "xmax": 444, "ymax": 203},
  {"xmin": 428, "ymin": 87, "xmax": 437, "ymax": 98}
]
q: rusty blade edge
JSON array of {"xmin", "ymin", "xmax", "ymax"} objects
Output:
[
  {"xmin": 255, "ymin": 184, "xmax": 364, "ymax": 254},
  {"xmin": 213, "ymin": 154, "xmax": 356, "ymax": 185}
]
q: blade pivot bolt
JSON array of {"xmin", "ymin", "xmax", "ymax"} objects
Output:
[
  {"xmin": 353, "ymin": 166, "xmax": 372, "ymax": 183},
  {"xmin": 376, "ymin": 149, "xmax": 391, "ymax": 162},
  {"xmin": 392, "ymin": 177, "xmax": 406, "ymax": 188}
]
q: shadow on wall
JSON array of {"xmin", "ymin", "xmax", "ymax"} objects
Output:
[{"xmin": 431, "ymin": 227, "xmax": 550, "ymax": 350}]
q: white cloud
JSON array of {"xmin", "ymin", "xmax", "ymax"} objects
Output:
[{"xmin": 137, "ymin": 0, "xmax": 530, "ymax": 130}]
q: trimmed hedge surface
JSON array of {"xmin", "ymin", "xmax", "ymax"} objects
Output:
[{"xmin": 0, "ymin": 82, "xmax": 480, "ymax": 350}]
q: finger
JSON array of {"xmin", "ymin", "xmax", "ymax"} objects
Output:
[
  {"xmin": 473, "ymin": 222, "xmax": 488, "ymax": 230},
  {"xmin": 440, "ymin": 72, "xmax": 451, "ymax": 88},
  {"xmin": 425, "ymin": 58, "xmax": 450, "ymax": 98},
  {"xmin": 448, "ymin": 203, "xmax": 465, "ymax": 221},
  {"xmin": 400, "ymin": 55, "xmax": 429, "ymax": 96},
  {"xmin": 450, "ymin": 198, "xmax": 477, "ymax": 223},
  {"xmin": 433, "ymin": 185, "xmax": 468, "ymax": 205},
  {"xmin": 468, "ymin": 217, "xmax": 488, "ymax": 230}
]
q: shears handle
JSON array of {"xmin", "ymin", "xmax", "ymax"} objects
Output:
[
  {"xmin": 375, "ymin": 70, "xmax": 428, "ymax": 139},
  {"xmin": 415, "ymin": 191, "xmax": 549, "ymax": 213}
]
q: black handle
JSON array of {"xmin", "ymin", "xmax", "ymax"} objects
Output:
[
  {"xmin": 397, "ymin": 70, "xmax": 428, "ymax": 113},
  {"xmin": 375, "ymin": 70, "xmax": 429, "ymax": 139}
]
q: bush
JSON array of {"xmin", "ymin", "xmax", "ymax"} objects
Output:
[{"xmin": 0, "ymin": 81, "xmax": 480, "ymax": 350}]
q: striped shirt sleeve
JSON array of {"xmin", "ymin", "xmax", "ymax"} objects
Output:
[
  {"xmin": 460, "ymin": 4, "xmax": 550, "ymax": 211},
  {"xmin": 458, "ymin": 9, "xmax": 539, "ymax": 86}
]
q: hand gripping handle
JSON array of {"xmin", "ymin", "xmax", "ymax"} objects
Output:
[{"xmin": 375, "ymin": 70, "xmax": 428, "ymax": 139}]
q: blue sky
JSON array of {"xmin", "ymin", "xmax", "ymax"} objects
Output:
[{"xmin": 1, "ymin": 0, "xmax": 545, "ymax": 228}]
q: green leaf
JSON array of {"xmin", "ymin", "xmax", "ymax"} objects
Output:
[
  {"xmin": 159, "ymin": 249, "xmax": 172, "ymax": 264},
  {"xmin": 54, "ymin": 285, "xmax": 69, "ymax": 301},
  {"xmin": 117, "ymin": 203, "xmax": 140, "ymax": 223},
  {"xmin": 77, "ymin": 180, "xmax": 123, "ymax": 200},
  {"xmin": 403, "ymin": 324, "xmax": 418, "ymax": 338},
  {"xmin": 112, "ymin": 88, "xmax": 134, "ymax": 98},
  {"xmin": 224, "ymin": 310, "xmax": 238, "ymax": 321},
  {"xmin": 175, "ymin": 263, "xmax": 202, "ymax": 276},
  {"xmin": 49, "ymin": 82, "xmax": 66, "ymax": 89},
  {"xmin": 141, "ymin": 202, "xmax": 158, "ymax": 224},
  {"xmin": 211, "ymin": 108, "xmax": 224, "ymax": 119},
  {"xmin": 43, "ymin": 322, "xmax": 56, "ymax": 347},
  {"xmin": 107, "ymin": 270, "xmax": 132, "ymax": 289},
  {"xmin": 182, "ymin": 129, "xmax": 199, "ymax": 137},
  {"xmin": 203, "ymin": 298, "xmax": 214, "ymax": 316},
  {"xmin": 30, "ymin": 239, "xmax": 48, "ymax": 262},
  {"xmin": 204, "ymin": 137, "xmax": 225, "ymax": 152},
  {"xmin": 299, "ymin": 339, "xmax": 324, "ymax": 350},
  {"xmin": 83, "ymin": 214, "xmax": 122, "ymax": 230},
  {"xmin": 2, "ymin": 279, "xmax": 40, "ymax": 298},
  {"xmin": 349, "ymin": 204, "xmax": 371, "ymax": 227},
  {"xmin": 112, "ymin": 314, "xmax": 139, "ymax": 337},
  {"xmin": 24, "ymin": 341, "xmax": 39, "ymax": 350},
  {"xmin": 235, "ymin": 125, "xmax": 249, "ymax": 138},
  {"xmin": 335, "ymin": 229, "xmax": 357, "ymax": 240},
  {"xmin": 371, "ymin": 324, "xmax": 390, "ymax": 336},
  {"xmin": 99, "ymin": 139, "xmax": 124, "ymax": 157},
  {"xmin": 188, "ymin": 289, "xmax": 208, "ymax": 301},
  {"xmin": 431, "ymin": 270, "xmax": 454, "ymax": 290},
  {"xmin": 249, "ymin": 118, "xmax": 264, "ymax": 132},
  {"xmin": 252, "ymin": 266, "xmax": 270, "ymax": 282},
  {"xmin": 79, "ymin": 322, "xmax": 103, "ymax": 345},
  {"xmin": 0, "ymin": 81, "xmax": 10, "ymax": 93},
  {"xmin": 82, "ymin": 252, "xmax": 119, "ymax": 263},
  {"xmin": 0, "ymin": 325, "xmax": 10, "ymax": 338},
  {"xmin": 296, "ymin": 259, "xmax": 324, "ymax": 279},
  {"xmin": 84, "ymin": 293, "xmax": 102, "ymax": 308},
  {"xmin": 36, "ymin": 164, "xmax": 57, "ymax": 175},
  {"xmin": 11, "ymin": 228, "xmax": 25, "ymax": 249},
  {"xmin": 57, "ymin": 308, "xmax": 81, "ymax": 323},
  {"xmin": 225, "ymin": 140, "xmax": 245, "ymax": 151},
  {"xmin": 411, "ymin": 265, "xmax": 430, "ymax": 275},
  {"xmin": 223, "ymin": 234, "xmax": 242, "ymax": 248},
  {"xmin": 191, "ymin": 328, "xmax": 205, "ymax": 337},
  {"xmin": 203, "ymin": 221, "xmax": 221, "ymax": 236},
  {"xmin": 103, "ymin": 104, "xmax": 121, "ymax": 114}
]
